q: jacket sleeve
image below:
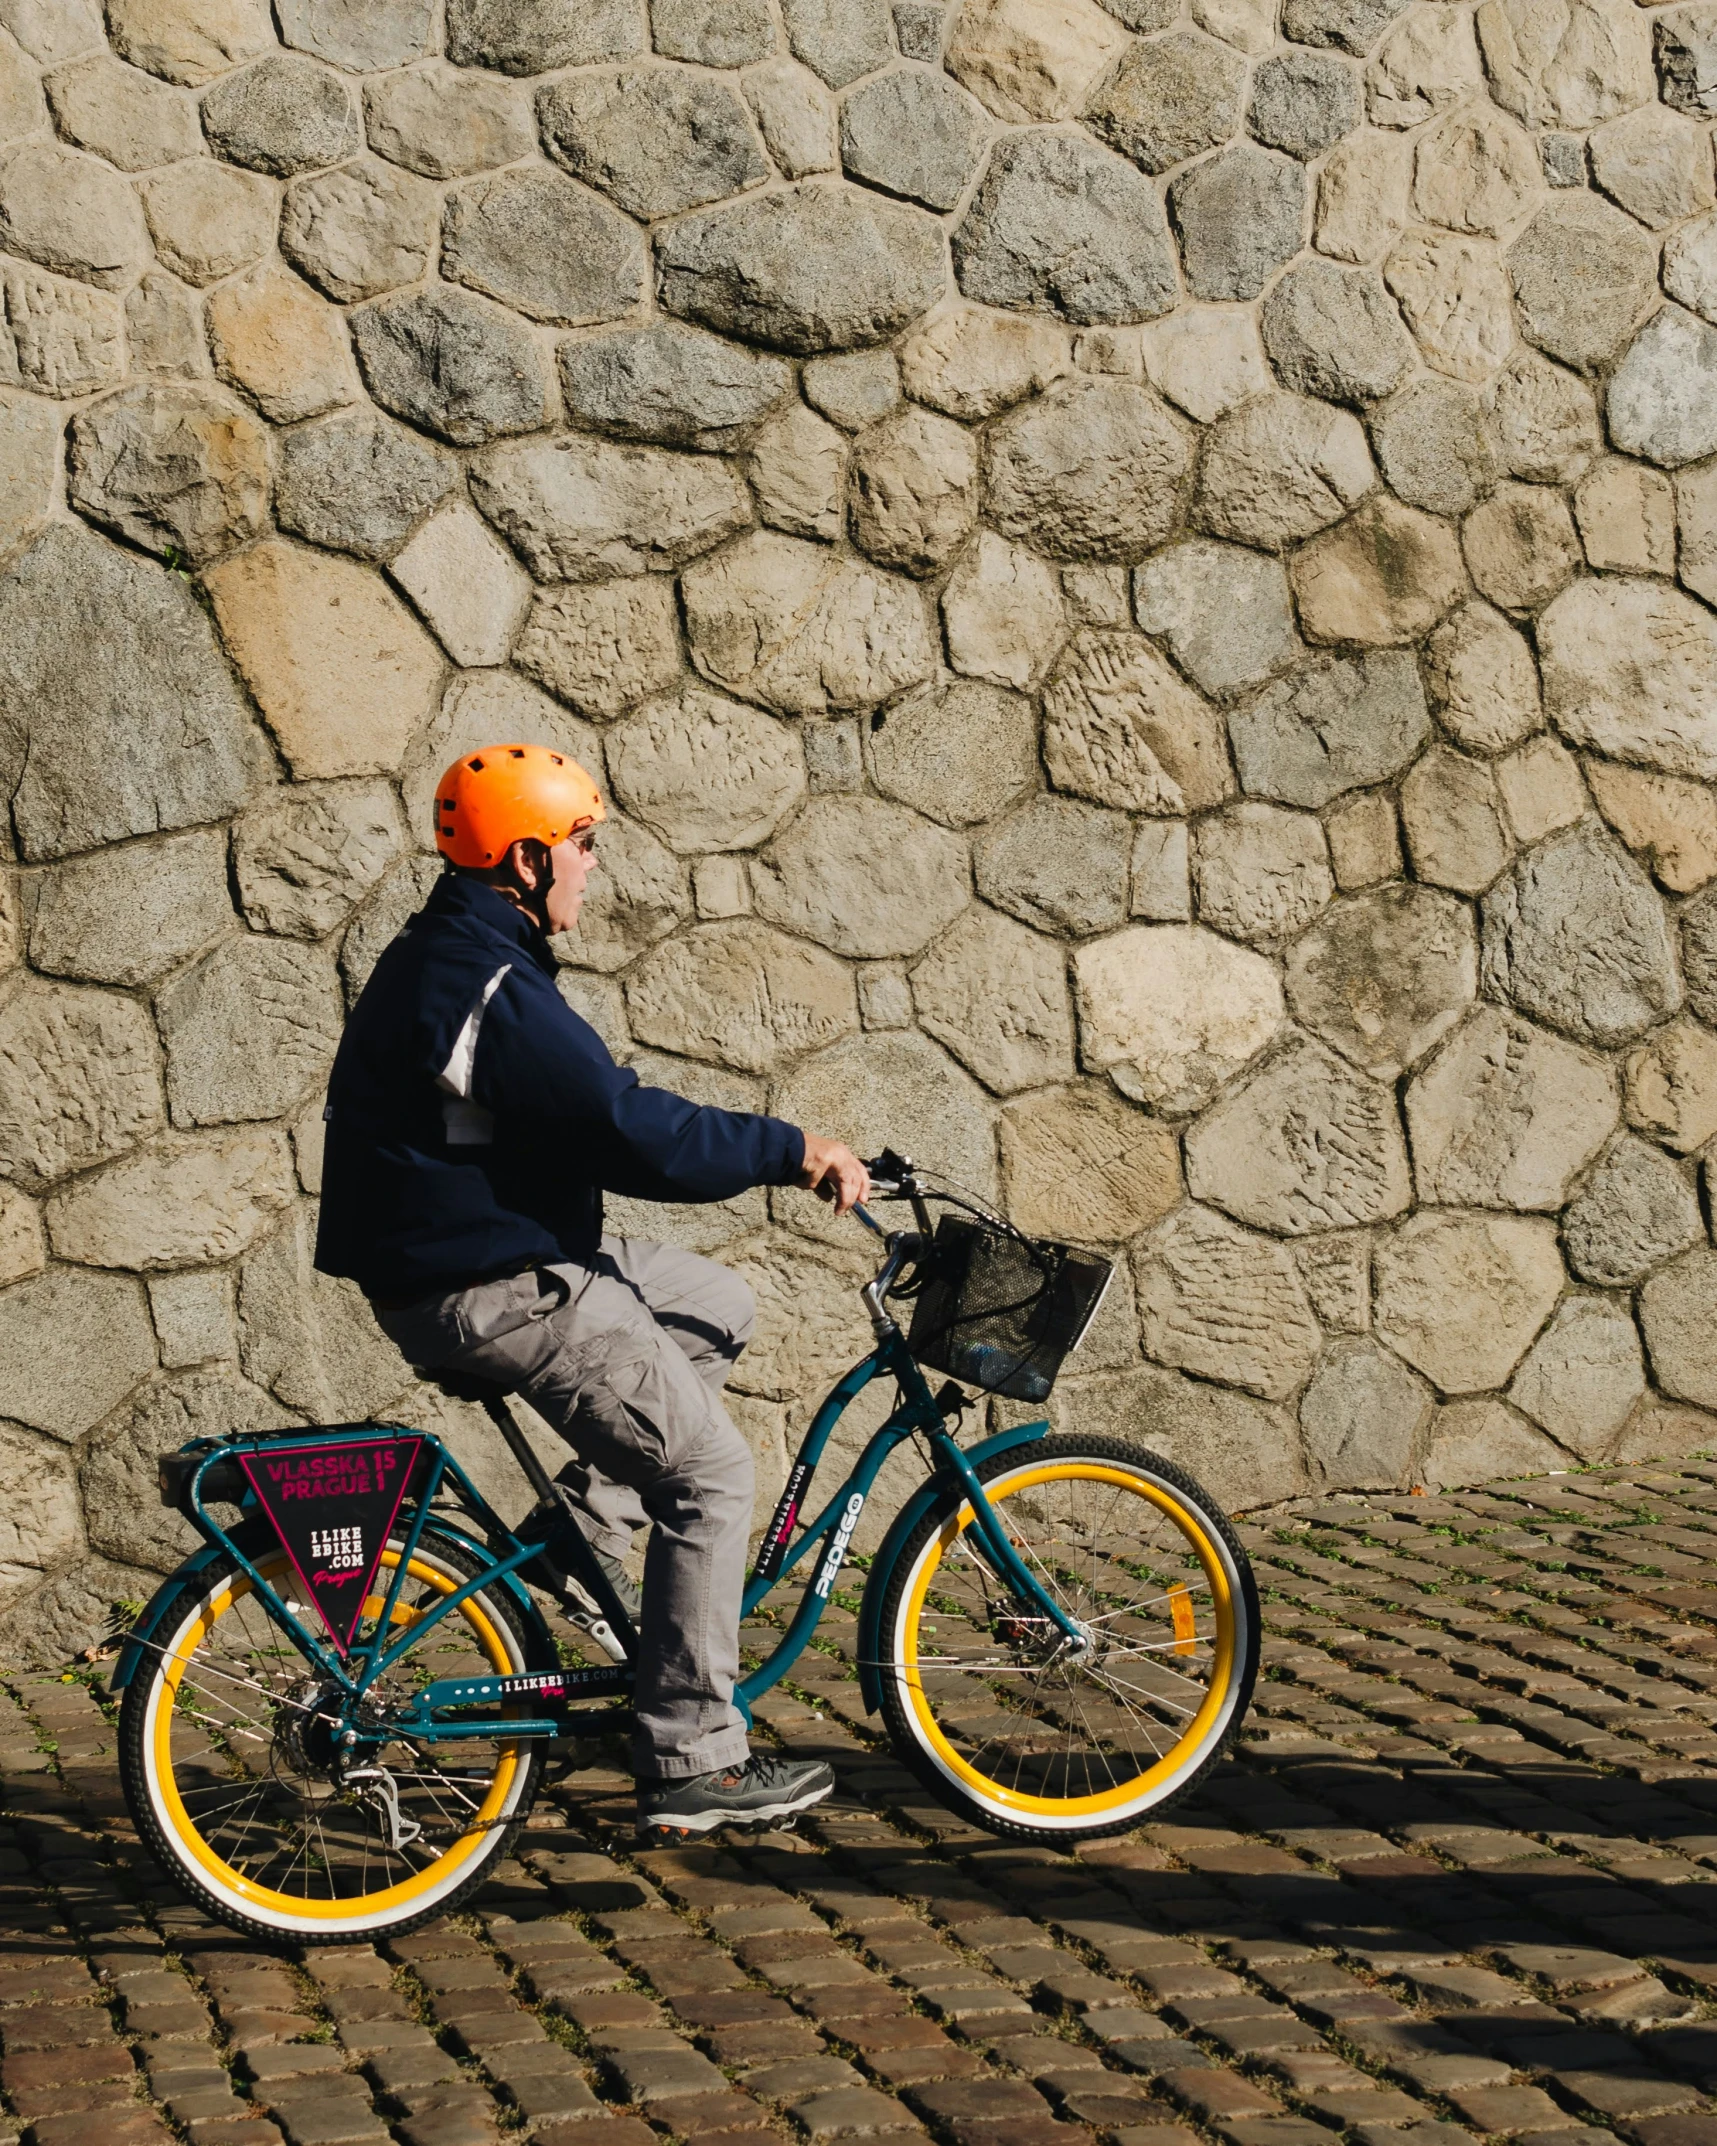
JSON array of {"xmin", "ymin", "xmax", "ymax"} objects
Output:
[{"xmin": 469, "ymin": 965, "xmax": 806, "ymax": 1202}]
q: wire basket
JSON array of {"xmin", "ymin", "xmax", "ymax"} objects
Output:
[{"xmin": 905, "ymin": 1217, "xmax": 1115, "ymax": 1403}]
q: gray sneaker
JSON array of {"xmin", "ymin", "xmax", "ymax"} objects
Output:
[{"xmin": 637, "ymin": 1754, "xmax": 835, "ymax": 1838}]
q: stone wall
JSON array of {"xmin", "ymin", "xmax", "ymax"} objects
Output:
[{"xmin": 1, "ymin": 0, "xmax": 1716, "ymax": 1662}]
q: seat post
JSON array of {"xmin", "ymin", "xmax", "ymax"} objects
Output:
[{"xmin": 478, "ymin": 1392, "xmax": 562, "ymax": 1509}]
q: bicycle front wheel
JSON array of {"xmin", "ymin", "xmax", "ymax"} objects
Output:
[
  {"xmin": 119, "ymin": 1526, "xmax": 545, "ymax": 1942},
  {"xmin": 877, "ymin": 1434, "xmax": 1258, "ymax": 1841}
]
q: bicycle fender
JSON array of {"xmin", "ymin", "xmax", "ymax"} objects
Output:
[
  {"xmin": 109, "ymin": 1543, "xmax": 234, "ymax": 1692},
  {"xmin": 854, "ymin": 1420, "xmax": 1048, "ymax": 1717},
  {"xmin": 110, "ymin": 1521, "xmax": 560, "ymax": 1690}
]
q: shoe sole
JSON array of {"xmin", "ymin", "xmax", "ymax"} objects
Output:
[{"xmin": 636, "ymin": 1778, "xmax": 835, "ymax": 1838}]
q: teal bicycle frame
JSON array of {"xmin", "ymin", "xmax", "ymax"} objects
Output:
[{"xmin": 113, "ymin": 1218, "xmax": 1082, "ymax": 1752}]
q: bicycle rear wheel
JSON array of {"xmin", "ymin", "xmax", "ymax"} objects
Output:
[
  {"xmin": 876, "ymin": 1434, "xmax": 1258, "ymax": 1841},
  {"xmin": 119, "ymin": 1526, "xmax": 545, "ymax": 1941}
]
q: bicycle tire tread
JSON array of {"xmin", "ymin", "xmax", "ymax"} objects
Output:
[
  {"xmin": 874, "ymin": 1432, "xmax": 1260, "ymax": 1844},
  {"xmin": 117, "ymin": 1528, "xmax": 546, "ymax": 1945}
]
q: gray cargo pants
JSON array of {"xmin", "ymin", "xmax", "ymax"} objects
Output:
[{"xmin": 374, "ymin": 1239, "xmax": 756, "ymax": 1780}]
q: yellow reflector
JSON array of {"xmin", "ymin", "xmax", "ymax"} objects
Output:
[{"xmin": 1169, "ymin": 1584, "xmax": 1197, "ymax": 1656}]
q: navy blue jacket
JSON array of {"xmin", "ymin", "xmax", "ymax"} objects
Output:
[{"xmin": 314, "ymin": 872, "xmax": 805, "ymax": 1300}]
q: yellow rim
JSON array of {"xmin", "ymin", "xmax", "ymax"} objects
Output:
[
  {"xmin": 898, "ymin": 1462, "xmax": 1238, "ymax": 1819},
  {"xmin": 148, "ymin": 1550, "xmax": 523, "ymax": 1923}
]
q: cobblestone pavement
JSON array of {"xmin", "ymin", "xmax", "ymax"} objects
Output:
[{"xmin": 17, "ymin": 1463, "xmax": 1717, "ymax": 2146}]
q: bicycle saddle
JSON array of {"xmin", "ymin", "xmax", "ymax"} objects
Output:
[{"xmin": 413, "ymin": 1364, "xmax": 521, "ymax": 1404}]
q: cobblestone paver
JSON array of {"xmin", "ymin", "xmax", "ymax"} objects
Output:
[{"xmin": 15, "ymin": 1463, "xmax": 1717, "ymax": 2146}]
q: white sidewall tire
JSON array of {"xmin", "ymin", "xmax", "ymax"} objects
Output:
[
  {"xmin": 128, "ymin": 1540, "xmax": 540, "ymax": 1940},
  {"xmin": 882, "ymin": 1444, "xmax": 1254, "ymax": 1835}
]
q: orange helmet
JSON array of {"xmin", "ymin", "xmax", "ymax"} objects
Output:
[{"xmin": 434, "ymin": 744, "xmax": 606, "ymax": 868}]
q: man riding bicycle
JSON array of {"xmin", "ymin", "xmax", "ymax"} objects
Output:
[{"xmin": 314, "ymin": 743, "xmax": 870, "ymax": 1837}]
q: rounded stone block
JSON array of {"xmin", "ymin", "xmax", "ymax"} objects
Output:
[
  {"xmin": 68, "ymin": 381, "xmax": 270, "ymax": 566},
  {"xmin": 1406, "ymin": 1004, "xmax": 1618, "ymax": 1211},
  {"xmin": 1286, "ymin": 883, "xmax": 1477, "ymax": 1079},
  {"xmin": 0, "ymin": 519, "xmax": 265, "ymax": 862},
  {"xmin": 625, "ymin": 919, "xmax": 856, "ymax": 1074},
  {"xmin": 1302, "ymin": 1337, "xmax": 1431, "ymax": 1491},
  {"xmin": 1481, "ymin": 820, "xmax": 1681, "ymax": 1048},
  {"xmin": 951, "ymin": 132, "xmax": 1180, "ymax": 326},
  {"xmin": 273, "ymin": 406, "xmax": 457, "ymax": 561},
  {"xmin": 681, "ymin": 529, "xmax": 936, "ymax": 715},
  {"xmin": 46, "ymin": 1126, "xmax": 295, "ymax": 1270},
  {"xmin": 443, "ymin": 0, "xmax": 644, "ymax": 74},
  {"xmin": 771, "ymin": 1028, "xmax": 1001, "ymax": 1223},
  {"xmin": 1423, "ymin": 600, "xmax": 1542, "ymax": 756},
  {"xmin": 1562, "ymin": 1133, "xmax": 1705, "ymax": 1287},
  {"xmin": 0, "ymin": 1267, "xmax": 157, "ymax": 1442},
  {"xmin": 513, "ymin": 578, "xmax": 682, "ymax": 720},
  {"xmin": 976, "ymin": 794, "xmax": 1131, "ymax": 938},
  {"xmin": 1186, "ymin": 1032, "xmax": 1410, "ymax": 1234},
  {"xmin": 1168, "ymin": 141, "xmax": 1306, "ymax": 305},
  {"xmin": 1384, "ymin": 228, "xmax": 1515, "ymax": 386},
  {"xmin": 1374, "ymin": 1209, "xmax": 1564, "ymax": 1393},
  {"xmin": 560, "ymin": 325, "xmax": 792, "ymax": 452},
  {"xmin": 999, "ymin": 1081, "xmax": 1182, "ymax": 1243},
  {"xmin": 157, "ymin": 935, "xmax": 343, "ymax": 1127},
  {"xmin": 441, "ymin": 164, "xmax": 648, "ymax": 329},
  {"xmin": 985, "ymin": 375, "xmax": 1191, "ymax": 563},
  {"xmin": 910, "ymin": 903, "xmax": 1075, "ymax": 1096},
  {"xmin": 350, "ymin": 287, "xmax": 550, "ymax": 447},
  {"xmin": 362, "ymin": 61, "xmax": 533, "ymax": 178},
  {"xmin": 44, "ymin": 53, "xmax": 200, "ymax": 170},
  {"xmin": 1625, "ymin": 1016, "xmax": 1717, "ymax": 1155},
  {"xmin": 1506, "ymin": 192, "xmax": 1657, "ymax": 375},
  {"xmin": 1085, "ymin": 30, "xmax": 1248, "ymax": 177},
  {"xmin": 281, "ymin": 155, "xmax": 438, "ymax": 303},
  {"xmin": 1135, "ymin": 1204, "xmax": 1321, "ymax": 1401},
  {"xmin": 471, "ymin": 434, "xmax": 752, "ymax": 582},
  {"xmin": 1507, "ymin": 1294, "xmax": 1645, "ymax": 1457},
  {"xmin": 1073, "ymin": 922, "xmax": 1285, "ymax": 1115},
  {"xmin": 865, "ymin": 676, "xmax": 1038, "ymax": 830},
  {"xmin": 0, "ymin": 140, "xmax": 150, "ymax": 288},
  {"xmin": 233, "ymin": 778, "xmax": 404, "ymax": 940},
  {"xmin": 1044, "ymin": 629, "xmax": 1232, "ymax": 816},
  {"xmin": 656, "ymin": 179, "xmax": 947, "ymax": 355},
  {"xmin": 1399, "ymin": 747, "xmax": 1510, "ymax": 895},
  {"xmin": 1262, "ymin": 258, "xmax": 1415, "ymax": 406},
  {"xmin": 606, "ymin": 688, "xmax": 806, "ymax": 854},
  {"xmin": 0, "ymin": 978, "xmax": 164, "ymax": 1188},
  {"xmin": 943, "ymin": 0, "xmax": 1127, "ymax": 124},
  {"xmin": 29, "ymin": 825, "xmax": 232, "ymax": 985},
  {"xmin": 1291, "ymin": 494, "xmax": 1468, "ymax": 647},
  {"xmin": 1229, "ymin": 648, "xmax": 1430, "ymax": 810},
  {"xmin": 104, "ymin": 0, "xmax": 273, "ymax": 87},
  {"xmin": 1608, "ymin": 304, "xmax": 1717, "ymax": 471},
  {"xmin": 206, "ymin": 261, "xmax": 360, "ymax": 428},
  {"xmin": 1249, "ymin": 47, "xmax": 1360, "ymax": 160},
  {"xmin": 752, "ymin": 794, "xmax": 970, "ymax": 960},
  {"xmin": 137, "ymin": 157, "xmax": 277, "ymax": 286},
  {"xmin": 1192, "ymin": 802, "xmax": 1333, "ymax": 943},
  {"xmin": 898, "ymin": 304, "xmax": 1069, "ymax": 423},
  {"xmin": 941, "ymin": 531, "xmax": 1067, "ymax": 691},
  {"xmin": 1641, "ymin": 1245, "xmax": 1717, "ymax": 1408},
  {"xmin": 849, "ymin": 405, "xmax": 978, "ymax": 576},
  {"xmin": 1197, "ymin": 394, "xmax": 1375, "ymax": 553},
  {"xmin": 201, "ymin": 52, "xmax": 360, "ymax": 175},
  {"xmin": 1371, "ymin": 377, "xmax": 1497, "ymax": 519},
  {"xmin": 1132, "ymin": 540, "xmax": 1300, "ymax": 704},
  {"xmin": 202, "ymin": 539, "xmax": 445, "ymax": 781},
  {"xmin": 839, "ymin": 66, "xmax": 988, "ymax": 214}
]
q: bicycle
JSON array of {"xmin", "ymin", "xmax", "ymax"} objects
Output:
[{"xmin": 111, "ymin": 1152, "xmax": 1259, "ymax": 1945}]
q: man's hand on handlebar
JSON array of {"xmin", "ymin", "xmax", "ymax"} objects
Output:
[{"xmin": 797, "ymin": 1133, "xmax": 871, "ymax": 1215}]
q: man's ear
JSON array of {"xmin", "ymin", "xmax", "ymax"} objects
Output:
[{"xmin": 506, "ymin": 838, "xmax": 547, "ymax": 891}]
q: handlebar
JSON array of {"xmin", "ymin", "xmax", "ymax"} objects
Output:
[{"xmin": 858, "ymin": 1149, "xmax": 934, "ymax": 1239}]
